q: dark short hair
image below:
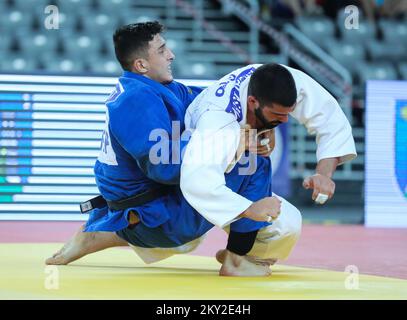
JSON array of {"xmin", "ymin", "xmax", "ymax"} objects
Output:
[
  {"xmin": 248, "ymin": 63, "xmax": 297, "ymax": 107},
  {"xmin": 113, "ymin": 21, "xmax": 164, "ymax": 71}
]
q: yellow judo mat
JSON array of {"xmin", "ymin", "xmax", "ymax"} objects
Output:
[{"xmin": 1, "ymin": 243, "xmax": 406, "ymax": 300}]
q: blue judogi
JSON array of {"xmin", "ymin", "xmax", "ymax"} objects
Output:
[
  {"xmin": 85, "ymin": 71, "xmax": 201, "ymax": 232},
  {"xmin": 84, "ymin": 71, "xmax": 270, "ymax": 248}
]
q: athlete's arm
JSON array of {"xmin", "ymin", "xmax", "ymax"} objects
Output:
[
  {"xmin": 180, "ymin": 111, "xmax": 254, "ymax": 228},
  {"xmin": 110, "ymin": 88, "xmax": 187, "ymax": 184}
]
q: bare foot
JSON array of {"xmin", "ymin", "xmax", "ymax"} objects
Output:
[
  {"xmin": 45, "ymin": 224, "xmax": 128, "ymax": 265},
  {"xmin": 219, "ymin": 250, "xmax": 272, "ymax": 277},
  {"xmin": 216, "ymin": 249, "xmax": 277, "ymax": 266}
]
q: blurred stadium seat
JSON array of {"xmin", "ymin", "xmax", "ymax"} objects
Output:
[
  {"xmin": 39, "ymin": 55, "xmax": 85, "ymax": 73},
  {"xmin": 78, "ymin": 12, "xmax": 120, "ymax": 35},
  {"xmin": 164, "ymin": 31, "xmax": 190, "ymax": 58},
  {"xmin": 0, "ymin": 10, "xmax": 35, "ymax": 33},
  {"xmin": 379, "ymin": 19, "xmax": 407, "ymax": 44},
  {"xmin": 339, "ymin": 19, "xmax": 377, "ymax": 44},
  {"xmin": 166, "ymin": 38, "xmax": 187, "ymax": 57},
  {"xmin": 95, "ymin": 0, "xmax": 131, "ymax": 12},
  {"xmin": 86, "ymin": 57, "xmax": 122, "ymax": 75},
  {"xmin": 62, "ymin": 35, "xmax": 103, "ymax": 57},
  {"xmin": 0, "ymin": 56, "xmax": 39, "ymax": 72},
  {"xmin": 10, "ymin": 0, "xmax": 53, "ymax": 10},
  {"xmin": 54, "ymin": 0, "xmax": 95, "ymax": 12},
  {"xmin": 174, "ymin": 60, "xmax": 216, "ymax": 79},
  {"xmin": 399, "ymin": 62, "xmax": 407, "ymax": 79},
  {"xmin": 356, "ymin": 62, "xmax": 398, "ymax": 83},
  {"xmin": 295, "ymin": 16, "xmax": 335, "ymax": 46},
  {"xmin": 322, "ymin": 39, "xmax": 365, "ymax": 74},
  {"xmin": 16, "ymin": 32, "xmax": 59, "ymax": 56},
  {"xmin": 95, "ymin": 0, "xmax": 133, "ymax": 11},
  {"xmin": 100, "ymin": 35, "xmax": 117, "ymax": 59},
  {"xmin": 0, "ymin": 35, "xmax": 12, "ymax": 54},
  {"xmin": 366, "ymin": 39, "xmax": 406, "ymax": 62}
]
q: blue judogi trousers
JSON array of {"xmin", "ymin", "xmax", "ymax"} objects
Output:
[{"xmin": 116, "ymin": 155, "xmax": 272, "ymax": 248}]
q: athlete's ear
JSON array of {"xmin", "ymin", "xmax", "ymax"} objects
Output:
[
  {"xmin": 132, "ymin": 58, "xmax": 148, "ymax": 74},
  {"xmin": 247, "ymin": 95, "xmax": 259, "ymax": 111}
]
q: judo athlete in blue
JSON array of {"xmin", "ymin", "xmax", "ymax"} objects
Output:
[{"xmin": 46, "ymin": 22, "xmax": 297, "ymax": 277}]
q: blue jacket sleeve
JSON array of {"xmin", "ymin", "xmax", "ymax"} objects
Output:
[{"xmin": 109, "ymin": 87, "xmax": 188, "ymax": 184}]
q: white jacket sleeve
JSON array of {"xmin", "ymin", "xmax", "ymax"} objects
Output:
[
  {"xmin": 287, "ymin": 67, "xmax": 357, "ymax": 165},
  {"xmin": 180, "ymin": 111, "xmax": 253, "ymax": 228}
]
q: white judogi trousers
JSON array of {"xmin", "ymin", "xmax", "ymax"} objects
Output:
[{"xmin": 129, "ymin": 194, "xmax": 302, "ymax": 264}]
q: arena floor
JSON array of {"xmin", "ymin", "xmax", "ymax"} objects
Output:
[{"xmin": 0, "ymin": 222, "xmax": 406, "ymax": 299}]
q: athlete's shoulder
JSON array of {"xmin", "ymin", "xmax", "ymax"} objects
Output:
[
  {"xmin": 217, "ymin": 64, "xmax": 260, "ymax": 81},
  {"xmin": 278, "ymin": 64, "xmax": 305, "ymax": 80},
  {"xmin": 118, "ymin": 76, "xmax": 158, "ymax": 98},
  {"xmin": 107, "ymin": 77, "xmax": 160, "ymax": 111}
]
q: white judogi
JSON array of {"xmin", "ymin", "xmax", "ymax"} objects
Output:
[
  {"xmin": 177, "ymin": 64, "xmax": 356, "ymax": 262},
  {"xmin": 181, "ymin": 64, "xmax": 357, "ymax": 228},
  {"xmin": 131, "ymin": 64, "xmax": 357, "ymax": 264}
]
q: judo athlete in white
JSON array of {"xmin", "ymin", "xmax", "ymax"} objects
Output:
[{"xmin": 179, "ymin": 63, "xmax": 357, "ymax": 275}]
